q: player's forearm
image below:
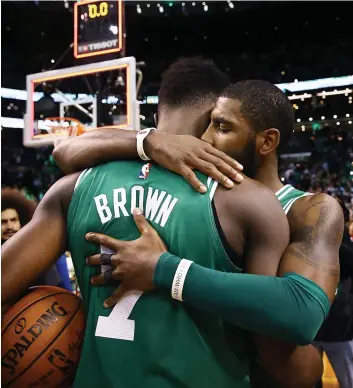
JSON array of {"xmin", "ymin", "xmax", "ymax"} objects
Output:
[
  {"xmin": 1, "ymin": 230, "xmax": 65, "ymax": 311},
  {"xmin": 52, "ymin": 128, "xmax": 139, "ymax": 174},
  {"xmin": 252, "ymin": 337, "xmax": 323, "ymax": 388},
  {"xmin": 154, "ymin": 253, "xmax": 330, "ymax": 345}
]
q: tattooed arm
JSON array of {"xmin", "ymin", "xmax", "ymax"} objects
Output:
[
  {"xmin": 252, "ymin": 193, "xmax": 344, "ymax": 387},
  {"xmin": 279, "ymin": 193, "xmax": 343, "ymax": 299}
]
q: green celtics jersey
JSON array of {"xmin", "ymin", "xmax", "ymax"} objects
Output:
[
  {"xmin": 275, "ymin": 184, "xmax": 313, "ymax": 214},
  {"xmin": 67, "ymin": 160, "xmax": 251, "ymax": 388}
]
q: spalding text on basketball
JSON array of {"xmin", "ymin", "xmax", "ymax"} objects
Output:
[{"xmin": 1, "ymin": 302, "xmax": 69, "ymax": 375}]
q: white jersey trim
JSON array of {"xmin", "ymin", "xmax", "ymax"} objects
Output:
[
  {"xmin": 209, "ymin": 180, "xmax": 218, "ymax": 201},
  {"xmin": 283, "ymin": 192, "xmax": 313, "ymax": 214},
  {"xmin": 277, "ymin": 185, "xmax": 294, "ymax": 200},
  {"xmin": 275, "ymin": 184, "xmax": 291, "ymax": 197},
  {"xmin": 74, "ymin": 168, "xmax": 92, "ymax": 191}
]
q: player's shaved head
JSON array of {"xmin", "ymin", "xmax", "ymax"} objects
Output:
[
  {"xmin": 157, "ymin": 57, "xmax": 229, "ymax": 136},
  {"xmin": 221, "ymin": 80, "xmax": 294, "ymax": 152},
  {"xmin": 202, "ymin": 80, "xmax": 294, "ymax": 177}
]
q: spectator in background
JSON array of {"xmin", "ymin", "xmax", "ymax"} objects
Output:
[
  {"xmin": 1, "ymin": 206, "xmax": 22, "ymax": 244},
  {"xmin": 56, "ymin": 253, "xmax": 72, "ymax": 291},
  {"xmin": 1, "ymin": 188, "xmax": 71, "ymax": 291},
  {"xmin": 1, "ymin": 188, "xmax": 37, "ymax": 245}
]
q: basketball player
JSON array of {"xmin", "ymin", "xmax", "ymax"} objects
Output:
[
  {"xmin": 52, "ymin": 68, "xmax": 343, "ymax": 387},
  {"xmin": 3, "ymin": 60, "xmax": 328, "ymax": 388},
  {"xmin": 77, "ymin": 81, "xmax": 343, "ymax": 387}
]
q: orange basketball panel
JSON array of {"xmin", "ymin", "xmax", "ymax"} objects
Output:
[{"xmin": 2, "ymin": 286, "xmax": 85, "ymax": 388}]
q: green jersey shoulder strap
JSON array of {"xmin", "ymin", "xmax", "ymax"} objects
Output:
[{"xmin": 275, "ymin": 184, "xmax": 313, "ymax": 214}]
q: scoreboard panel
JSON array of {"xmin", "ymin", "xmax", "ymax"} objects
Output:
[{"xmin": 74, "ymin": 0, "xmax": 123, "ymax": 59}]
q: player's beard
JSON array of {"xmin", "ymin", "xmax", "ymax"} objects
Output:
[{"xmin": 235, "ymin": 137, "xmax": 258, "ymax": 179}]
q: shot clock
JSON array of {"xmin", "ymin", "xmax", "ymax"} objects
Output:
[
  {"xmin": 87, "ymin": 1, "xmax": 109, "ymax": 18},
  {"xmin": 74, "ymin": 0, "xmax": 123, "ymax": 59}
]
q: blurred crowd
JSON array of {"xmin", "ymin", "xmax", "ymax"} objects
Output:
[
  {"xmin": 1, "ymin": 143, "xmax": 62, "ymax": 201},
  {"xmin": 279, "ymin": 130, "xmax": 353, "ymax": 214}
]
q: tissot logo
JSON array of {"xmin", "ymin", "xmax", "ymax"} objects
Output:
[
  {"xmin": 2, "ymin": 302, "xmax": 69, "ymax": 375},
  {"xmin": 78, "ymin": 39, "xmax": 118, "ymax": 53}
]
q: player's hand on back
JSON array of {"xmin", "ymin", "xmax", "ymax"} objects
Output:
[
  {"xmin": 85, "ymin": 208, "xmax": 167, "ymax": 308},
  {"xmin": 145, "ymin": 131, "xmax": 243, "ymax": 193}
]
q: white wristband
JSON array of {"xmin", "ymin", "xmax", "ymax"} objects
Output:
[
  {"xmin": 171, "ymin": 259, "xmax": 193, "ymax": 301},
  {"xmin": 136, "ymin": 127, "xmax": 156, "ymax": 161}
]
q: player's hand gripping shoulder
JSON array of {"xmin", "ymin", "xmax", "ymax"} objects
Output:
[{"xmin": 52, "ymin": 127, "xmax": 243, "ymax": 193}]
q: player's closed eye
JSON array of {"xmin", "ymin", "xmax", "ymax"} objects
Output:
[{"xmin": 218, "ymin": 125, "xmax": 232, "ymax": 134}]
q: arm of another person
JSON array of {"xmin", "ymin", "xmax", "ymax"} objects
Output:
[
  {"xmin": 1, "ymin": 173, "xmax": 79, "ymax": 313},
  {"xmin": 154, "ymin": 184, "xmax": 323, "ymax": 343},
  {"xmin": 84, "ymin": 182, "xmax": 331, "ymax": 343},
  {"xmin": 155, "ymin": 186, "xmax": 332, "ymax": 344},
  {"xmin": 52, "ymin": 128, "xmax": 138, "ymax": 174},
  {"xmin": 250, "ymin": 193, "xmax": 343, "ymax": 387},
  {"xmin": 52, "ymin": 128, "xmax": 243, "ymax": 192}
]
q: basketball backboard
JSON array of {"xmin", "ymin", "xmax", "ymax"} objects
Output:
[{"xmin": 24, "ymin": 57, "xmax": 139, "ymax": 147}]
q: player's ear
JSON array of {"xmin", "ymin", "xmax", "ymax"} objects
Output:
[
  {"xmin": 257, "ymin": 128, "xmax": 280, "ymax": 156},
  {"xmin": 154, "ymin": 112, "xmax": 158, "ymax": 127}
]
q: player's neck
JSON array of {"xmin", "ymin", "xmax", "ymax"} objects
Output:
[
  {"xmin": 157, "ymin": 118, "xmax": 198, "ymax": 135},
  {"xmin": 157, "ymin": 108, "xmax": 206, "ymax": 137},
  {"xmin": 254, "ymin": 156, "xmax": 283, "ymax": 194},
  {"xmin": 157, "ymin": 120, "xmax": 190, "ymax": 135}
]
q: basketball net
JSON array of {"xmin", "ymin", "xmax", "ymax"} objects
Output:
[{"xmin": 44, "ymin": 117, "xmax": 86, "ymax": 147}]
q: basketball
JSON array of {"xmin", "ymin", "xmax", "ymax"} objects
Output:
[{"xmin": 1, "ymin": 286, "xmax": 85, "ymax": 388}]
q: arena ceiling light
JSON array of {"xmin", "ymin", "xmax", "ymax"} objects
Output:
[{"xmin": 278, "ymin": 76, "xmax": 353, "ymax": 93}]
